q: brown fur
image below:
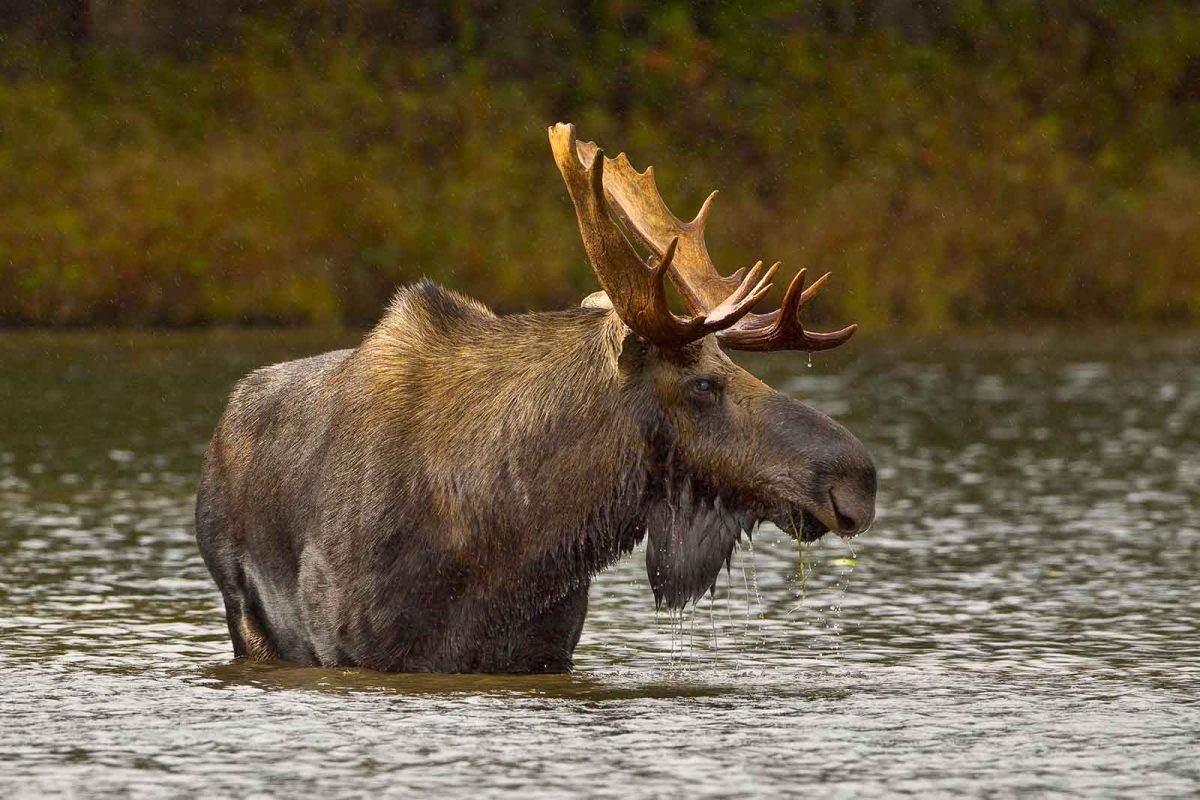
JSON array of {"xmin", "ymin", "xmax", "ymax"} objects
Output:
[{"xmin": 236, "ymin": 610, "xmax": 277, "ymax": 661}]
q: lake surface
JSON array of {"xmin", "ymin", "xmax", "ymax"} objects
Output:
[{"xmin": 1, "ymin": 328, "xmax": 1197, "ymax": 797}]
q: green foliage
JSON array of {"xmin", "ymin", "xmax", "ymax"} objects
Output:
[{"xmin": 1, "ymin": 2, "xmax": 1199, "ymax": 327}]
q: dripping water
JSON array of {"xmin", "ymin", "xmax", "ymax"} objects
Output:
[{"xmin": 742, "ymin": 538, "xmax": 766, "ymax": 650}]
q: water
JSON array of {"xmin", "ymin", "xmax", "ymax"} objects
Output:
[{"xmin": 2, "ymin": 329, "xmax": 1198, "ymax": 797}]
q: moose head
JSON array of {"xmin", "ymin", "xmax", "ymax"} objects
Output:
[{"xmin": 549, "ymin": 123, "xmax": 876, "ymax": 608}]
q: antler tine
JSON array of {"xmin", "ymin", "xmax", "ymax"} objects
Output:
[
  {"xmin": 705, "ymin": 260, "xmax": 777, "ymax": 328},
  {"xmin": 692, "ymin": 190, "xmax": 718, "ymax": 230},
  {"xmin": 717, "ymin": 268, "xmax": 857, "ymax": 352},
  {"xmin": 549, "ymin": 123, "xmax": 769, "ymax": 349},
  {"xmin": 591, "ymin": 142, "xmax": 754, "ymax": 317}
]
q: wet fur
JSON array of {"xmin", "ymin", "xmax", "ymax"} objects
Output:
[{"xmin": 195, "ymin": 281, "xmax": 744, "ymax": 672}]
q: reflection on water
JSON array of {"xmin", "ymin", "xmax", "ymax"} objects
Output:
[{"xmin": 1, "ymin": 329, "xmax": 1198, "ymax": 796}]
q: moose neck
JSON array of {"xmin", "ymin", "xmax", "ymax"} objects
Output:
[{"xmin": 352, "ymin": 286, "xmax": 662, "ymax": 620}]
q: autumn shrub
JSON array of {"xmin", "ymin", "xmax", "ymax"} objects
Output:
[{"xmin": 0, "ymin": 4, "xmax": 1197, "ymax": 327}]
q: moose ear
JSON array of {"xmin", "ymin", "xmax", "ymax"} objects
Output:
[
  {"xmin": 617, "ymin": 330, "xmax": 649, "ymax": 376},
  {"xmin": 581, "ymin": 291, "xmax": 613, "ymax": 310}
]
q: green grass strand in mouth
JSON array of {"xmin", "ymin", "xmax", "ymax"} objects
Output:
[{"xmin": 789, "ymin": 507, "xmax": 811, "ymax": 604}]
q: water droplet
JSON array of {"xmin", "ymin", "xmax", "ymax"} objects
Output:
[{"xmin": 807, "ymin": 353, "xmax": 814, "ymax": 368}]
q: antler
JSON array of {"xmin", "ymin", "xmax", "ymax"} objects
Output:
[
  {"xmin": 553, "ymin": 123, "xmax": 857, "ymax": 353},
  {"xmin": 549, "ymin": 123, "xmax": 773, "ymax": 349},
  {"xmin": 718, "ymin": 269, "xmax": 857, "ymax": 352}
]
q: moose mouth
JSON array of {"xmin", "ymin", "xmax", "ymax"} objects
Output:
[
  {"xmin": 768, "ymin": 484, "xmax": 873, "ymax": 542},
  {"xmin": 769, "ymin": 504, "xmax": 831, "ymax": 543},
  {"xmin": 645, "ymin": 482, "xmax": 858, "ymax": 610}
]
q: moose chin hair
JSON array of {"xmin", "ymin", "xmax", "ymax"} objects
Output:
[
  {"xmin": 769, "ymin": 506, "xmax": 830, "ymax": 543},
  {"xmin": 643, "ymin": 477, "xmax": 738, "ymax": 611},
  {"xmin": 643, "ymin": 476, "xmax": 827, "ymax": 610}
]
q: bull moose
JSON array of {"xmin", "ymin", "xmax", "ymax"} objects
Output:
[{"xmin": 195, "ymin": 123, "xmax": 876, "ymax": 673}]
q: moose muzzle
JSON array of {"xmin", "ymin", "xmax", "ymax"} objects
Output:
[{"xmin": 763, "ymin": 393, "xmax": 876, "ymax": 540}]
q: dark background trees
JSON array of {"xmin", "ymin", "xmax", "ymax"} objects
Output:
[{"xmin": 2, "ymin": 1, "xmax": 1198, "ymax": 326}]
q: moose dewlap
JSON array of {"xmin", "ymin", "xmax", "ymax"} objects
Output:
[{"xmin": 194, "ymin": 123, "xmax": 876, "ymax": 674}]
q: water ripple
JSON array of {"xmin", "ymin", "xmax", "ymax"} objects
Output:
[{"xmin": 1, "ymin": 330, "xmax": 1198, "ymax": 796}]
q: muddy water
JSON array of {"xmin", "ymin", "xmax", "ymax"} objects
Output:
[{"xmin": 1, "ymin": 329, "xmax": 1198, "ymax": 797}]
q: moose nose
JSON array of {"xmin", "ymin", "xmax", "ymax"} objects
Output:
[{"xmin": 829, "ymin": 463, "xmax": 877, "ymax": 536}]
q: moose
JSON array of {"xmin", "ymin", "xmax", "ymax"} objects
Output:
[{"xmin": 195, "ymin": 123, "xmax": 876, "ymax": 673}]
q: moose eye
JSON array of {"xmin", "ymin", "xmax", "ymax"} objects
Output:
[{"xmin": 688, "ymin": 377, "xmax": 719, "ymax": 396}]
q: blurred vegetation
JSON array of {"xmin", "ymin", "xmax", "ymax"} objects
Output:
[{"xmin": 1, "ymin": 1, "xmax": 1199, "ymax": 328}]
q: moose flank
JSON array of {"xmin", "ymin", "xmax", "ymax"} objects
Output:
[{"xmin": 194, "ymin": 123, "xmax": 877, "ymax": 673}]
